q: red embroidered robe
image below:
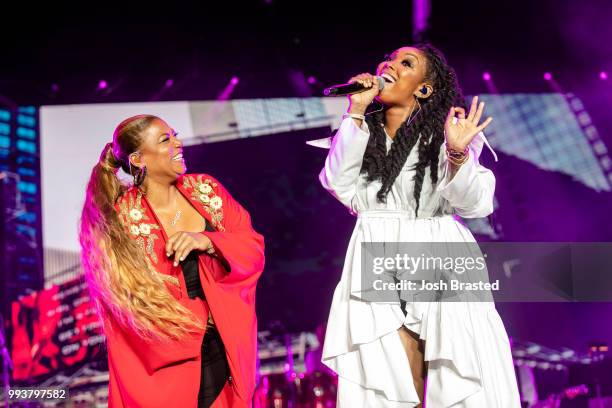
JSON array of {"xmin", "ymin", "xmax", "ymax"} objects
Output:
[{"xmin": 103, "ymin": 174, "xmax": 265, "ymax": 407}]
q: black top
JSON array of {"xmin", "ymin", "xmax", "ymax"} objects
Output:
[{"xmin": 181, "ymin": 222, "xmax": 216, "ymax": 300}]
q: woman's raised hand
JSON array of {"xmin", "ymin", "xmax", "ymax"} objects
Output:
[{"xmin": 444, "ymin": 96, "xmax": 493, "ymax": 151}]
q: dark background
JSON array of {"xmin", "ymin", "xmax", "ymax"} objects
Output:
[
  {"xmin": 185, "ymin": 127, "xmax": 348, "ymax": 332},
  {"xmin": 1, "ymin": 0, "xmax": 611, "ymax": 105}
]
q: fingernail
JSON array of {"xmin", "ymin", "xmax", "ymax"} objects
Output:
[
  {"xmin": 180, "ymin": 257, "xmax": 184, "ymax": 261},
  {"xmin": 174, "ymin": 262, "xmax": 178, "ymax": 267},
  {"xmin": 166, "ymin": 253, "xmax": 171, "ymax": 257}
]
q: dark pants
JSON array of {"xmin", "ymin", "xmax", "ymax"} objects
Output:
[{"xmin": 198, "ymin": 325, "xmax": 230, "ymax": 407}]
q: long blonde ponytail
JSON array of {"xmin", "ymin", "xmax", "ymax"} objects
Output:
[{"xmin": 79, "ymin": 116, "xmax": 201, "ymax": 340}]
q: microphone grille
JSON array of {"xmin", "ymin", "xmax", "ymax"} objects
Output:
[{"xmin": 375, "ymin": 76, "xmax": 385, "ymax": 91}]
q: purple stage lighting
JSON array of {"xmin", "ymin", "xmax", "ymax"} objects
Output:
[
  {"xmin": 600, "ymin": 71, "xmax": 608, "ymax": 80},
  {"xmin": 482, "ymin": 72, "xmax": 491, "ymax": 81},
  {"xmin": 51, "ymin": 83, "xmax": 60, "ymax": 92},
  {"xmin": 307, "ymin": 75, "xmax": 317, "ymax": 85},
  {"xmin": 98, "ymin": 80, "xmax": 108, "ymax": 90},
  {"xmin": 217, "ymin": 76, "xmax": 240, "ymax": 100},
  {"xmin": 543, "ymin": 72, "xmax": 552, "ymax": 81},
  {"xmin": 165, "ymin": 79, "xmax": 174, "ymax": 88}
]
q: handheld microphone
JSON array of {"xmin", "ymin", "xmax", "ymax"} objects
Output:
[{"xmin": 323, "ymin": 76, "xmax": 385, "ymax": 96}]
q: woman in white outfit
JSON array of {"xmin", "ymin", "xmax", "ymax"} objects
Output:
[{"xmin": 319, "ymin": 44, "xmax": 521, "ymax": 407}]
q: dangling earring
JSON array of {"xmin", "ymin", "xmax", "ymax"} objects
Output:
[
  {"xmin": 128, "ymin": 155, "xmax": 146, "ymax": 186},
  {"xmin": 405, "ymin": 97, "xmax": 422, "ymax": 128},
  {"xmin": 133, "ymin": 166, "xmax": 147, "ymax": 186}
]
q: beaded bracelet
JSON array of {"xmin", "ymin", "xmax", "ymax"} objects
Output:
[
  {"xmin": 446, "ymin": 146, "xmax": 469, "ymax": 166},
  {"xmin": 447, "ymin": 153, "xmax": 469, "ymax": 166}
]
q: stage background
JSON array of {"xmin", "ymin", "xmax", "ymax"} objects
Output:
[{"xmin": 38, "ymin": 95, "xmax": 612, "ymax": 344}]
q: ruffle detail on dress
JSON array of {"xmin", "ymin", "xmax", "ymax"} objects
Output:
[
  {"xmin": 403, "ymin": 301, "xmax": 508, "ymax": 407},
  {"xmin": 324, "ymin": 328, "xmax": 421, "ymax": 404}
]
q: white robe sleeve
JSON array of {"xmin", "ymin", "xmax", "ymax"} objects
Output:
[
  {"xmin": 436, "ymin": 131, "xmax": 497, "ymax": 218},
  {"xmin": 319, "ymin": 117, "xmax": 370, "ymax": 212}
]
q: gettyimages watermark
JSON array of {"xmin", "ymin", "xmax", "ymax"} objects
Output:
[{"xmin": 358, "ymin": 242, "xmax": 612, "ymax": 303}]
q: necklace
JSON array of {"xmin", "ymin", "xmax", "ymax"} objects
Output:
[
  {"xmin": 170, "ymin": 190, "xmax": 182, "ymax": 226},
  {"xmin": 170, "ymin": 209, "xmax": 182, "ymax": 226}
]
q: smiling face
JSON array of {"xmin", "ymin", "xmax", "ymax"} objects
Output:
[
  {"xmin": 129, "ymin": 118, "xmax": 186, "ymax": 183},
  {"xmin": 375, "ymin": 46, "xmax": 433, "ymax": 107}
]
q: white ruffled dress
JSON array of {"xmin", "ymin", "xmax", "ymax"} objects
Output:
[{"xmin": 319, "ymin": 117, "xmax": 521, "ymax": 407}]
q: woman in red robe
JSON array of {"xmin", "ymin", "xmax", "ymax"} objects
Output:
[{"xmin": 79, "ymin": 114, "xmax": 265, "ymax": 407}]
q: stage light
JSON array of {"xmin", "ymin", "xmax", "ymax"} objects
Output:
[
  {"xmin": 526, "ymin": 345, "xmax": 541, "ymax": 354},
  {"xmin": 51, "ymin": 83, "xmax": 59, "ymax": 92},
  {"xmin": 480, "ymin": 72, "xmax": 499, "ymax": 93},
  {"xmin": 165, "ymin": 79, "xmax": 174, "ymax": 88},
  {"xmin": 98, "ymin": 80, "xmax": 108, "ymax": 90},
  {"xmin": 543, "ymin": 72, "xmax": 552, "ymax": 81},
  {"xmin": 307, "ymin": 75, "xmax": 317, "ymax": 85},
  {"xmin": 217, "ymin": 77, "xmax": 240, "ymax": 100},
  {"xmin": 561, "ymin": 350, "xmax": 574, "ymax": 358},
  {"xmin": 600, "ymin": 71, "xmax": 608, "ymax": 80}
]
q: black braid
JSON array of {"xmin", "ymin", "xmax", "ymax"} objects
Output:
[{"xmin": 360, "ymin": 43, "xmax": 465, "ymax": 217}]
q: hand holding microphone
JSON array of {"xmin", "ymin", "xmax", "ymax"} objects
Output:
[{"xmin": 324, "ymin": 73, "xmax": 385, "ymax": 116}]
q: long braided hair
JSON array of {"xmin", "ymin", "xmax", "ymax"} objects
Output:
[{"xmin": 361, "ymin": 43, "xmax": 465, "ymax": 216}]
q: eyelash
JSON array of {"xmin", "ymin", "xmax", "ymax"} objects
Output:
[
  {"xmin": 162, "ymin": 132, "xmax": 179, "ymax": 142},
  {"xmin": 383, "ymin": 54, "xmax": 412, "ymax": 68}
]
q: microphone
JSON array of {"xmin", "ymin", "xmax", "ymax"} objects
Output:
[{"xmin": 323, "ymin": 76, "xmax": 385, "ymax": 96}]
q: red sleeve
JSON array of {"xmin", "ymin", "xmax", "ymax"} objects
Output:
[{"xmin": 201, "ymin": 178, "xmax": 265, "ymax": 286}]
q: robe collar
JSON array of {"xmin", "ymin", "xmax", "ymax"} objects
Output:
[{"xmin": 116, "ymin": 174, "xmax": 225, "ymax": 270}]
